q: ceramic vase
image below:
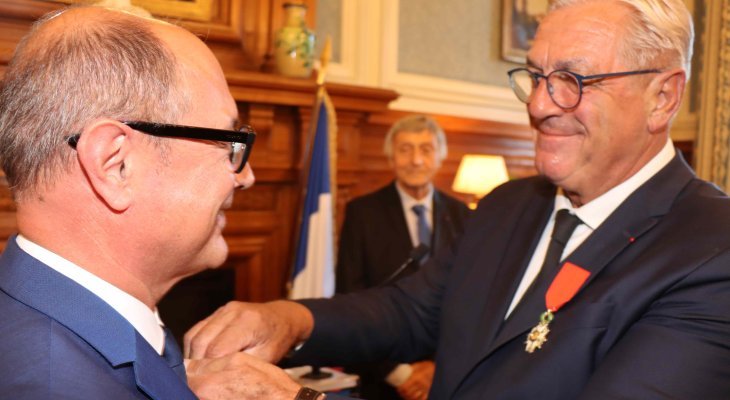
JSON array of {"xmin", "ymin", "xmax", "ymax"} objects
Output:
[{"xmin": 274, "ymin": 3, "xmax": 315, "ymax": 78}]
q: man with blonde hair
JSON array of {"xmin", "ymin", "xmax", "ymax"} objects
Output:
[{"xmin": 185, "ymin": 1, "xmax": 730, "ymax": 398}]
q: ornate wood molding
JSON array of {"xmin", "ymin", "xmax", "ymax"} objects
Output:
[{"xmin": 696, "ymin": 0, "xmax": 730, "ymax": 189}]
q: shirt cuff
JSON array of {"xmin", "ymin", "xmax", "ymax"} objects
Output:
[{"xmin": 385, "ymin": 363, "xmax": 413, "ymax": 387}]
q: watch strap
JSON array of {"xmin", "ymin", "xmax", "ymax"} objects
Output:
[{"xmin": 295, "ymin": 387, "xmax": 325, "ymax": 400}]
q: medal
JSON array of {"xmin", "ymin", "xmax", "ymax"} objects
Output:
[
  {"xmin": 525, "ymin": 262, "xmax": 590, "ymax": 354},
  {"xmin": 525, "ymin": 310, "xmax": 554, "ymax": 353}
]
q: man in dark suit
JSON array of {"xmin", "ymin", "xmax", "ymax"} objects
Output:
[
  {"xmin": 0, "ymin": 6, "xmax": 262, "ymax": 399},
  {"xmin": 336, "ymin": 115, "xmax": 469, "ymax": 400},
  {"xmin": 184, "ymin": 0, "xmax": 730, "ymax": 398}
]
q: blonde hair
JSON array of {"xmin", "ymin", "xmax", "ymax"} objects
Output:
[{"xmin": 550, "ymin": 0, "xmax": 694, "ymax": 80}]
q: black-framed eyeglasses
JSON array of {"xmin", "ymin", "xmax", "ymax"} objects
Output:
[
  {"xmin": 67, "ymin": 121, "xmax": 256, "ymax": 173},
  {"xmin": 507, "ymin": 67, "xmax": 661, "ymax": 109}
]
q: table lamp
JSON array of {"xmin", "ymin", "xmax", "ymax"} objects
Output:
[{"xmin": 452, "ymin": 154, "xmax": 509, "ymax": 209}]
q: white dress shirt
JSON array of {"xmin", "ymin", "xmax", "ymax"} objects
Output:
[
  {"xmin": 395, "ymin": 182, "xmax": 434, "ymax": 247},
  {"xmin": 15, "ymin": 235, "xmax": 165, "ymax": 354},
  {"xmin": 505, "ymin": 139, "xmax": 676, "ymax": 317}
]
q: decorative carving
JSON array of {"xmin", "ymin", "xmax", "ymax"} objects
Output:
[
  {"xmin": 712, "ymin": 0, "xmax": 730, "ymax": 190},
  {"xmin": 697, "ymin": 0, "xmax": 730, "ymax": 191},
  {"xmin": 58, "ymin": 0, "xmax": 214, "ymax": 22}
]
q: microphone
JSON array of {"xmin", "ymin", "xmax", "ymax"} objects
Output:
[{"xmin": 379, "ymin": 244, "xmax": 430, "ymax": 286}]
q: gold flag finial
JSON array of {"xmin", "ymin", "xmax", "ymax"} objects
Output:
[{"xmin": 317, "ymin": 35, "xmax": 332, "ymax": 86}]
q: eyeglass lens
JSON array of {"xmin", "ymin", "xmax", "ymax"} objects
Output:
[
  {"xmin": 231, "ymin": 142, "xmax": 245, "ymax": 173},
  {"xmin": 509, "ymin": 69, "xmax": 582, "ymax": 109}
]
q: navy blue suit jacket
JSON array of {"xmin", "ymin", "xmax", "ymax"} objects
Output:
[
  {"xmin": 295, "ymin": 154, "xmax": 730, "ymax": 399},
  {"xmin": 336, "ymin": 181, "xmax": 470, "ymax": 292},
  {"xmin": 0, "ymin": 237, "xmax": 196, "ymax": 399}
]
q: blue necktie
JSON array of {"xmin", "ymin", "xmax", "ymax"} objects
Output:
[
  {"xmin": 162, "ymin": 326, "xmax": 187, "ymax": 382},
  {"xmin": 412, "ymin": 204, "xmax": 431, "ymax": 248}
]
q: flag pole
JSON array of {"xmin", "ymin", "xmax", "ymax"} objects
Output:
[
  {"xmin": 287, "ymin": 36, "xmax": 335, "ymax": 296},
  {"xmin": 318, "ymin": 36, "xmax": 336, "ymax": 210}
]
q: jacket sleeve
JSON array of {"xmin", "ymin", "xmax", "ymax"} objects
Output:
[{"xmin": 291, "ymin": 241, "xmax": 454, "ymax": 368}]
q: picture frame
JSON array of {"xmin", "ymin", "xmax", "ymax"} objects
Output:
[{"xmin": 501, "ymin": 0, "xmax": 550, "ymax": 63}]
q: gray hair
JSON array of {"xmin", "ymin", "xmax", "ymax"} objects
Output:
[
  {"xmin": 383, "ymin": 115, "xmax": 448, "ymax": 161},
  {"xmin": 0, "ymin": 7, "xmax": 188, "ymax": 199},
  {"xmin": 550, "ymin": 0, "xmax": 694, "ymax": 80}
]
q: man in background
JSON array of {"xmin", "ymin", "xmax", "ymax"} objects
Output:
[
  {"xmin": 0, "ymin": 6, "xmax": 260, "ymax": 398},
  {"xmin": 185, "ymin": 0, "xmax": 730, "ymax": 398},
  {"xmin": 336, "ymin": 115, "xmax": 469, "ymax": 400}
]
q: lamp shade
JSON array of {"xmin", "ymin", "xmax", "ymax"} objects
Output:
[{"xmin": 452, "ymin": 155, "xmax": 509, "ymax": 198}]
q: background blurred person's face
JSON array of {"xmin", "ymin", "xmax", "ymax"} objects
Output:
[
  {"xmin": 390, "ymin": 129, "xmax": 442, "ymax": 195},
  {"xmin": 527, "ymin": 2, "xmax": 659, "ymax": 204}
]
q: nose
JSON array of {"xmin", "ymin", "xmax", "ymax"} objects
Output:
[
  {"xmin": 527, "ymin": 77, "xmax": 562, "ymax": 120},
  {"xmin": 235, "ymin": 163, "xmax": 255, "ymax": 190},
  {"xmin": 412, "ymin": 149, "xmax": 425, "ymax": 165}
]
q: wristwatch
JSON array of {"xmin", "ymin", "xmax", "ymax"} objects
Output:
[{"xmin": 294, "ymin": 387, "xmax": 326, "ymax": 400}]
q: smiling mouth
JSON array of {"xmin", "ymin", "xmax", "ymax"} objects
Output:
[
  {"xmin": 539, "ymin": 131, "xmax": 576, "ymax": 138},
  {"xmin": 533, "ymin": 116, "xmax": 582, "ymax": 136}
]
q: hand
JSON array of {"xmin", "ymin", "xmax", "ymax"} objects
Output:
[
  {"xmin": 184, "ymin": 300, "xmax": 314, "ymax": 362},
  {"xmin": 396, "ymin": 360, "xmax": 435, "ymax": 400},
  {"xmin": 186, "ymin": 352, "xmax": 301, "ymax": 400}
]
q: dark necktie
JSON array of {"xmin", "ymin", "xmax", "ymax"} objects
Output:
[
  {"xmin": 540, "ymin": 209, "xmax": 583, "ymax": 282},
  {"xmin": 505, "ymin": 209, "xmax": 582, "ymax": 322},
  {"xmin": 411, "ymin": 204, "xmax": 431, "ymax": 247},
  {"xmin": 162, "ymin": 326, "xmax": 187, "ymax": 382}
]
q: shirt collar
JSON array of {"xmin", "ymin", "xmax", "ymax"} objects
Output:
[
  {"xmin": 14, "ymin": 235, "xmax": 165, "ymax": 354},
  {"xmin": 395, "ymin": 181, "xmax": 434, "ymax": 211},
  {"xmin": 555, "ymin": 139, "xmax": 675, "ymax": 229}
]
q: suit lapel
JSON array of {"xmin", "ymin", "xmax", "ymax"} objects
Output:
[
  {"xmin": 383, "ymin": 182, "xmax": 414, "ymax": 250},
  {"xmin": 0, "ymin": 238, "xmax": 195, "ymax": 400},
  {"xmin": 485, "ymin": 153, "xmax": 695, "ymax": 356},
  {"xmin": 134, "ymin": 334, "xmax": 196, "ymax": 400},
  {"xmin": 452, "ymin": 179, "xmax": 557, "ymax": 382},
  {"xmin": 564, "ymin": 153, "xmax": 694, "ymax": 289},
  {"xmin": 432, "ymin": 190, "xmax": 450, "ymax": 254},
  {"xmin": 0, "ymin": 240, "xmax": 139, "ymax": 366}
]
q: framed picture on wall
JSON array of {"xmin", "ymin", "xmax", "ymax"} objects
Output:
[{"xmin": 501, "ymin": 0, "xmax": 550, "ymax": 63}]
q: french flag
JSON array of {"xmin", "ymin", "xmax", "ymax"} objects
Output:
[{"xmin": 289, "ymin": 90, "xmax": 336, "ymax": 299}]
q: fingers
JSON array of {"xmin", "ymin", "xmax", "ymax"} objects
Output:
[
  {"xmin": 397, "ymin": 361, "xmax": 435, "ymax": 400},
  {"xmin": 184, "ymin": 304, "xmax": 227, "ymax": 358},
  {"xmin": 187, "ymin": 352, "xmax": 302, "ymax": 400},
  {"xmin": 187, "ymin": 351, "xmax": 265, "ymax": 374},
  {"xmin": 209, "ymin": 325, "xmax": 253, "ymax": 358},
  {"xmin": 186, "ymin": 356, "xmax": 232, "ymax": 375},
  {"xmin": 185, "ymin": 302, "xmax": 251, "ymax": 359},
  {"xmin": 397, "ymin": 383, "xmax": 428, "ymax": 400},
  {"xmin": 184, "ymin": 300, "xmax": 315, "ymax": 363}
]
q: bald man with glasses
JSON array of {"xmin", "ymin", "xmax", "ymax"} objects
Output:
[
  {"xmin": 0, "ymin": 6, "xmax": 269, "ymax": 399},
  {"xmin": 184, "ymin": 1, "xmax": 730, "ymax": 399}
]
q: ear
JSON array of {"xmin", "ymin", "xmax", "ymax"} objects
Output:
[
  {"xmin": 75, "ymin": 119, "xmax": 134, "ymax": 212},
  {"xmin": 647, "ymin": 69, "xmax": 686, "ymax": 134}
]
